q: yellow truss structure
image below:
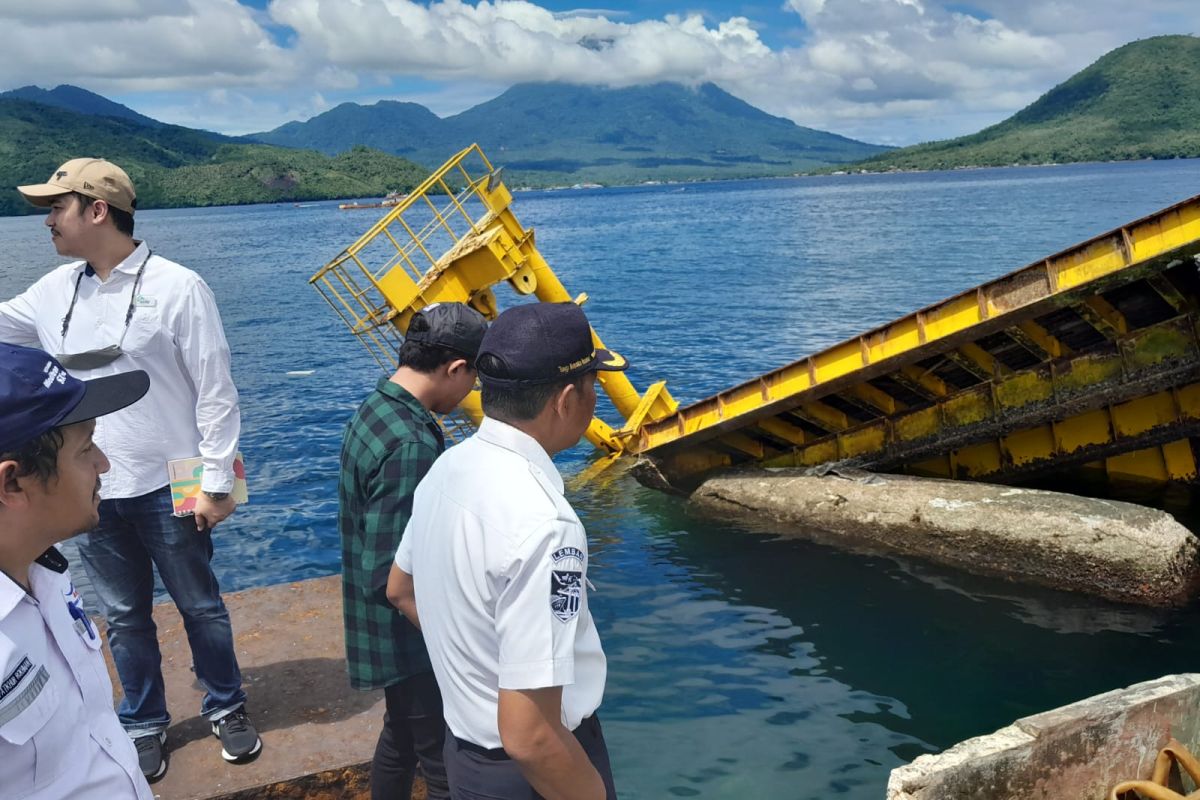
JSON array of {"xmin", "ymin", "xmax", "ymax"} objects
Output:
[{"xmin": 310, "ymin": 144, "xmax": 678, "ymax": 456}]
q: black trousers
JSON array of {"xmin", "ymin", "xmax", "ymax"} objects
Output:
[
  {"xmin": 371, "ymin": 671, "xmax": 450, "ymax": 800},
  {"xmin": 443, "ymin": 714, "xmax": 617, "ymax": 800}
]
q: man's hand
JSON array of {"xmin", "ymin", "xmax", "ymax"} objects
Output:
[
  {"xmin": 498, "ymin": 687, "xmax": 606, "ymax": 800},
  {"xmin": 386, "ymin": 564, "xmax": 420, "ymax": 629},
  {"xmin": 194, "ymin": 493, "xmax": 237, "ymax": 531}
]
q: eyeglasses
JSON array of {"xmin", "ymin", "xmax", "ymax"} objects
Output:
[{"xmin": 56, "ymin": 249, "xmax": 151, "ymax": 370}]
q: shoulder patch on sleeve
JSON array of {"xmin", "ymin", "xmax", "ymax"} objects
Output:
[{"xmin": 550, "ymin": 547, "xmax": 585, "ymax": 622}]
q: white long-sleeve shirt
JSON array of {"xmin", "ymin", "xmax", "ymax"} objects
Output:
[{"xmin": 0, "ymin": 241, "xmax": 240, "ymax": 498}]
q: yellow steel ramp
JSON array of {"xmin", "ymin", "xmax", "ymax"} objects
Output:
[
  {"xmin": 312, "ymin": 145, "xmax": 1200, "ymax": 493},
  {"xmin": 632, "ymin": 194, "xmax": 1200, "ymax": 491}
]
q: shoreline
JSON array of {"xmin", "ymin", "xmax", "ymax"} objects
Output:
[{"xmin": 7, "ymin": 154, "xmax": 1198, "ymax": 219}]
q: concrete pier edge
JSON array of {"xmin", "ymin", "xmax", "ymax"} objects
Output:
[
  {"xmin": 886, "ymin": 673, "xmax": 1200, "ymax": 800},
  {"xmin": 94, "ymin": 574, "xmax": 427, "ymax": 800}
]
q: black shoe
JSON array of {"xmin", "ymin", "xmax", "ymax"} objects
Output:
[
  {"xmin": 135, "ymin": 732, "xmax": 168, "ymax": 782},
  {"xmin": 211, "ymin": 707, "xmax": 263, "ymax": 763}
]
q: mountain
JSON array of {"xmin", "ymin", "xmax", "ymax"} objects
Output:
[
  {"xmin": 253, "ymin": 82, "xmax": 890, "ymax": 183},
  {"xmin": 0, "ymin": 98, "xmax": 429, "ymax": 216},
  {"xmin": 258, "ymin": 100, "xmax": 444, "ymax": 157},
  {"xmin": 0, "ymin": 84, "xmax": 167, "ymax": 129},
  {"xmin": 852, "ymin": 35, "xmax": 1200, "ymax": 172}
]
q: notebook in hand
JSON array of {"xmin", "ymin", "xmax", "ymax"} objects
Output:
[{"xmin": 167, "ymin": 452, "xmax": 249, "ymax": 517}]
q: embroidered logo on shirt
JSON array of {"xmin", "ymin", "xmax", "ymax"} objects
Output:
[
  {"xmin": 550, "ymin": 546, "xmax": 584, "ymax": 623},
  {"xmin": 0, "ymin": 657, "xmax": 33, "ymax": 702}
]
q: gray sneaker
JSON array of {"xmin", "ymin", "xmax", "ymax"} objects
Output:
[
  {"xmin": 211, "ymin": 707, "xmax": 262, "ymax": 763},
  {"xmin": 135, "ymin": 732, "xmax": 167, "ymax": 781}
]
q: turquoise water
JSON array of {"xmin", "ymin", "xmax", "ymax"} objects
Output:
[{"xmin": 5, "ymin": 160, "xmax": 1200, "ymax": 797}]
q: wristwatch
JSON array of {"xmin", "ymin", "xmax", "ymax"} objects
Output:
[{"xmin": 203, "ymin": 491, "xmax": 230, "ymax": 501}]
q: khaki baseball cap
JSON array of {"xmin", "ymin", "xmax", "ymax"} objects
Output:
[{"xmin": 18, "ymin": 158, "xmax": 137, "ymax": 214}]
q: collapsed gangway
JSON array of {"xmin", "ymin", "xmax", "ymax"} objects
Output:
[{"xmin": 312, "ymin": 145, "xmax": 1200, "ymax": 491}]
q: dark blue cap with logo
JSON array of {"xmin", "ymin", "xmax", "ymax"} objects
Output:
[
  {"xmin": 0, "ymin": 343, "xmax": 150, "ymax": 453},
  {"xmin": 475, "ymin": 302, "xmax": 628, "ymax": 387}
]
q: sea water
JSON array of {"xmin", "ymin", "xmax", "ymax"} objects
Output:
[{"xmin": 5, "ymin": 160, "xmax": 1200, "ymax": 798}]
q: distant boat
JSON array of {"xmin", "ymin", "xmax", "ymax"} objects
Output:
[{"xmin": 338, "ymin": 191, "xmax": 408, "ymax": 210}]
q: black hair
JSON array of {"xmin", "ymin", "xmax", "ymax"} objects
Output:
[
  {"xmin": 0, "ymin": 428, "xmax": 64, "ymax": 484},
  {"xmin": 71, "ymin": 191, "xmax": 135, "ymax": 237},
  {"xmin": 477, "ymin": 353, "xmax": 586, "ymax": 422},
  {"xmin": 398, "ymin": 340, "xmax": 470, "ymax": 373}
]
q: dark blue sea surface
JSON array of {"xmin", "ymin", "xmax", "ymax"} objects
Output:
[{"xmin": 5, "ymin": 160, "xmax": 1200, "ymax": 798}]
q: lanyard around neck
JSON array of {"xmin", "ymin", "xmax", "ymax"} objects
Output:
[{"xmin": 60, "ymin": 247, "xmax": 152, "ymax": 341}]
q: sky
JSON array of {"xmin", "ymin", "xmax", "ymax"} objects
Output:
[{"xmin": 0, "ymin": 0, "xmax": 1197, "ymax": 146}]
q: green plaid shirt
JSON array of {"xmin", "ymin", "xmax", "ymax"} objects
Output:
[{"xmin": 339, "ymin": 377, "xmax": 444, "ymax": 690}]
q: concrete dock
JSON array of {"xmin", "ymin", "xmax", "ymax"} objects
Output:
[
  {"xmin": 99, "ymin": 575, "xmax": 427, "ymax": 800},
  {"xmin": 887, "ymin": 673, "xmax": 1200, "ymax": 799}
]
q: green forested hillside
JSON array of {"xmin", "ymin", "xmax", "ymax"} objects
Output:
[
  {"xmin": 853, "ymin": 35, "xmax": 1200, "ymax": 171},
  {"xmin": 254, "ymin": 82, "xmax": 890, "ymax": 183},
  {"xmin": 0, "ymin": 85, "xmax": 168, "ymax": 129},
  {"xmin": 255, "ymin": 100, "xmax": 444, "ymax": 158},
  {"xmin": 0, "ymin": 99, "xmax": 428, "ymax": 216}
]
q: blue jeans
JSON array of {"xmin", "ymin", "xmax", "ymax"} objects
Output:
[{"xmin": 77, "ymin": 485, "xmax": 246, "ymax": 736}]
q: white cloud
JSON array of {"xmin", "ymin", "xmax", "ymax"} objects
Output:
[
  {"xmin": 138, "ymin": 89, "xmax": 332, "ymax": 134},
  {"xmin": 0, "ymin": 0, "xmax": 292, "ymax": 90},
  {"xmin": 0, "ymin": 0, "xmax": 189, "ymax": 23},
  {"xmin": 730, "ymin": 0, "xmax": 1150, "ymax": 142},
  {"xmin": 2, "ymin": 0, "xmax": 1199, "ymax": 144},
  {"xmin": 268, "ymin": 0, "xmax": 773, "ymax": 86},
  {"xmin": 262, "ymin": 0, "xmax": 1199, "ymax": 143}
]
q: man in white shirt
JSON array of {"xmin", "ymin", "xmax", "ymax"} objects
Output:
[
  {"xmin": 0, "ymin": 341, "xmax": 153, "ymax": 799},
  {"xmin": 388, "ymin": 302, "xmax": 624, "ymax": 800},
  {"xmin": 0, "ymin": 159, "xmax": 261, "ymax": 781}
]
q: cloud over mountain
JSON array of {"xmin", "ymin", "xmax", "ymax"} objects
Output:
[{"xmin": 0, "ymin": 0, "xmax": 1196, "ymax": 144}]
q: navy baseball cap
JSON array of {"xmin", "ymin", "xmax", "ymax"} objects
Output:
[
  {"xmin": 405, "ymin": 302, "xmax": 488, "ymax": 358},
  {"xmin": 476, "ymin": 303, "xmax": 628, "ymax": 388},
  {"xmin": 0, "ymin": 343, "xmax": 150, "ymax": 453}
]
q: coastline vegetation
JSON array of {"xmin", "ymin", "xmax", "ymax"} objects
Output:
[
  {"xmin": 848, "ymin": 35, "xmax": 1200, "ymax": 173},
  {"xmin": 0, "ymin": 99, "xmax": 429, "ymax": 216}
]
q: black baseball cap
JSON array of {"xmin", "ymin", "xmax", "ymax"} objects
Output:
[
  {"xmin": 405, "ymin": 302, "xmax": 488, "ymax": 358},
  {"xmin": 0, "ymin": 343, "xmax": 150, "ymax": 453},
  {"xmin": 476, "ymin": 302, "xmax": 628, "ymax": 388}
]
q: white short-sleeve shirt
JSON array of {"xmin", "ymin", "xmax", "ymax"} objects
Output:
[
  {"xmin": 0, "ymin": 548, "xmax": 153, "ymax": 800},
  {"xmin": 395, "ymin": 417, "xmax": 606, "ymax": 749}
]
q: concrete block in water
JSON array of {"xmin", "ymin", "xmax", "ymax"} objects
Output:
[
  {"xmin": 689, "ymin": 469, "xmax": 1200, "ymax": 606},
  {"xmin": 886, "ymin": 673, "xmax": 1200, "ymax": 800}
]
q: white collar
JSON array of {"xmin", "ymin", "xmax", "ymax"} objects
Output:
[
  {"xmin": 475, "ymin": 417, "xmax": 564, "ymax": 495},
  {"xmin": 70, "ymin": 240, "xmax": 150, "ymax": 279},
  {"xmin": 0, "ymin": 565, "xmax": 30, "ymax": 619}
]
